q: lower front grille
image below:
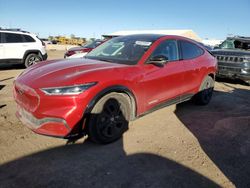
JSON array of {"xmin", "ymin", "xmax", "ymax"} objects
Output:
[
  {"xmin": 218, "ymin": 66, "xmax": 241, "ymax": 73},
  {"xmin": 216, "ymin": 55, "xmax": 244, "ymax": 63}
]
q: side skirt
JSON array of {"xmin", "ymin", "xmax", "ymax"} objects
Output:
[{"xmin": 137, "ymin": 93, "xmax": 194, "ymax": 119}]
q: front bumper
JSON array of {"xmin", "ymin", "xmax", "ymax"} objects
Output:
[
  {"xmin": 13, "ymin": 82, "xmax": 91, "ymax": 138},
  {"xmin": 16, "ymin": 105, "xmax": 71, "ymax": 137},
  {"xmin": 217, "ymin": 62, "xmax": 250, "ymax": 81},
  {"xmin": 41, "ymin": 53, "xmax": 48, "ymax": 61}
]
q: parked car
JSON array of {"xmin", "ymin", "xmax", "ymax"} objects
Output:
[
  {"xmin": 40, "ymin": 38, "xmax": 52, "ymax": 45},
  {"xmin": 14, "ymin": 34, "xmax": 217, "ymax": 144},
  {"xmin": 212, "ymin": 36, "xmax": 250, "ymax": 84},
  {"xmin": 64, "ymin": 39, "xmax": 105, "ymax": 58},
  {"xmin": 0, "ymin": 29, "xmax": 47, "ymax": 67}
]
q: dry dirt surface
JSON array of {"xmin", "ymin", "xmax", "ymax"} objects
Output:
[{"xmin": 0, "ymin": 50, "xmax": 249, "ymax": 188}]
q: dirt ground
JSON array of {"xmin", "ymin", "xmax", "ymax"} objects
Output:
[{"xmin": 0, "ymin": 50, "xmax": 249, "ymax": 188}]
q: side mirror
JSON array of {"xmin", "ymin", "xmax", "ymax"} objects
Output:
[{"xmin": 148, "ymin": 55, "xmax": 168, "ymax": 67}]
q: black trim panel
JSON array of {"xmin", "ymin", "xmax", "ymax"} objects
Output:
[
  {"xmin": 138, "ymin": 93, "xmax": 194, "ymax": 119},
  {"xmin": 0, "ymin": 59, "xmax": 23, "ymax": 64}
]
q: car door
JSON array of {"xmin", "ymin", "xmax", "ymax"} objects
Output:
[
  {"xmin": 140, "ymin": 39, "xmax": 185, "ymax": 111},
  {"xmin": 179, "ymin": 40, "xmax": 205, "ymax": 95},
  {"xmin": 0, "ymin": 32, "xmax": 4, "ymax": 59},
  {"xmin": 2, "ymin": 32, "xmax": 25, "ymax": 60}
]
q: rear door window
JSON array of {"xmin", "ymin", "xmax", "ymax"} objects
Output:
[
  {"xmin": 180, "ymin": 40, "xmax": 204, "ymax": 60},
  {"xmin": 3, "ymin": 33, "xmax": 24, "ymax": 43}
]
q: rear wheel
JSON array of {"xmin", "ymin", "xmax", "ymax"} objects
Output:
[
  {"xmin": 194, "ymin": 76, "xmax": 214, "ymax": 105},
  {"xmin": 24, "ymin": 53, "xmax": 41, "ymax": 68},
  {"xmin": 87, "ymin": 93, "xmax": 131, "ymax": 144}
]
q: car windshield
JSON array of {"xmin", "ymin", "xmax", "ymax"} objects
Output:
[
  {"xmin": 85, "ymin": 35, "xmax": 155, "ymax": 65},
  {"xmin": 218, "ymin": 39, "xmax": 250, "ymax": 51},
  {"xmin": 218, "ymin": 40, "xmax": 235, "ymax": 49}
]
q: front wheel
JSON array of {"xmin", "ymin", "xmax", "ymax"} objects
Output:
[
  {"xmin": 87, "ymin": 93, "xmax": 131, "ymax": 144},
  {"xmin": 24, "ymin": 53, "xmax": 42, "ymax": 68},
  {"xmin": 193, "ymin": 76, "xmax": 214, "ymax": 105}
]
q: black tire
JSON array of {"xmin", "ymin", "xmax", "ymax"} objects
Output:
[
  {"xmin": 87, "ymin": 93, "xmax": 131, "ymax": 144},
  {"xmin": 24, "ymin": 53, "xmax": 42, "ymax": 68},
  {"xmin": 245, "ymin": 80, "xmax": 250, "ymax": 86},
  {"xmin": 193, "ymin": 76, "xmax": 214, "ymax": 105}
]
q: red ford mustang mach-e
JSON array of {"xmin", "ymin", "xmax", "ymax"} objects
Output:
[{"xmin": 14, "ymin": 34, "xmax": 217, "ymax": 144}]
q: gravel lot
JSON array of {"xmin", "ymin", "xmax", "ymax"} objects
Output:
[{"xmin": 0, "ymin": 50, "xmax": 249, "ymax": 188}]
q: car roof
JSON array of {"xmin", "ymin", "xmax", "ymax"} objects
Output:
[
  {"xmin": 227, "ymin": 36, "xmax": 250, "ymax": 43},
  {"xmin": 0, "ymin": 29, "xmax": 35, "ymax": 36},
  {"xmin": 114, "ymin": 34, "xmax": 166, "ymax": 41}
]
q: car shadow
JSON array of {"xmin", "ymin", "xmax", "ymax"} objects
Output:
[
  {"xmin": 175, "ymin": 87, "xmax": 250, "ymax": 188},
  {"xmin": 0, "ymin": 77, "xmax": 15, "ymax": 82},
  {"xmin": 0, "ymin": 84, "xmax": 7, "ymax": 109},
  {"xmin": 0, "ymin": 98, "xmax": 220, "ymax": 188},
  {"xmin": 0, "ymin": 85, "xmax": 5, "ymax": 91},
  {"xmin": 0, "ymin": 104, "xmax": 7, "ymax": 109},
  {"xmin": 0, "ymin": 64, "xmax": 24, "ymax": 70},
  {"xmin": 0, "ymin": 139, "xmax": 220, "ymax": 188},
  {"xmin": 216, "ymin": 77, "xmax": 249, "ymax": 86}
]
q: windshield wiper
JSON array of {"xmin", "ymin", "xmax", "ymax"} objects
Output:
[
  {"xmin": 84, "ymin": 56, "xmax": 113, "ymax": 63},
  {"xmin": 96, "ymin": 58, "xmax": 114, "ymax": 63}
]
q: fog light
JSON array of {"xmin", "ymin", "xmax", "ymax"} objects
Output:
[{"xmin": 241, "ymin": 68, "xmax": 250, "ymax": 74}]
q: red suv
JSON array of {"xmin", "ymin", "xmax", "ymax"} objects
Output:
[
  {"xmin": 64, "ymin": 39, "xmax": 105, "ymax": 58},
  {"xmin": 14, "ymin": 34, "xmax": 217, "ymax": 144}
]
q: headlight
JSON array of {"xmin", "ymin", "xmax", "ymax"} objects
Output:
[{"xmin": 40, "ymin": 82, "xmax": 97, "ymax": 95}]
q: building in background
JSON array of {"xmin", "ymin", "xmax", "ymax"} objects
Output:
[
  {"xmin": 102, "ymin": 30, "xmax": 202, "ymax": 42},
  {"xmin": 202, "ymin": 39, "xmax": 223, "ymax": 48}
]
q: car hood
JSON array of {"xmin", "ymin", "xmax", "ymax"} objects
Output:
[
  {"xmin": 212, "ymin": 49, "xmax": 250, "ymax": 56},
  {"xmin": 68, "ymin": 46, "xmax": 91, "ymax": 51},
  {"xmin": 16, "ymin": 58, "xmax": 128, "ymax": 88}
]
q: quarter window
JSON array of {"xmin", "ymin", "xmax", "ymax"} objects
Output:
[
  {"xmin": 180, "ymin": 41, "xmax": 204, "ymax": 59},
  {"xmin": 23, "ymin": 35, "xmax": 35, "ymax": 42},
  {"xmin": 3, "ymin": 33, "xmax": 23, "ymax": 43},
  {"xmin": 151, "ymin": 40, "xmax": 179, "ymax": 61}
]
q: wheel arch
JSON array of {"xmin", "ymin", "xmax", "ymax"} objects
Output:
[
  {"xmin": 22, "ymin": 50, "xmax": 42, "ymax": 63},
  {"xmin": 85, "ymin": 85, "xmax": 137, "ymax": 121},
  {"xmin": 208, "ymin": 72, "xmax": 215, "ymax": 80},
  {"xmin": 198, "ymin": 72, "xmax": 215, "ymax": 91}
]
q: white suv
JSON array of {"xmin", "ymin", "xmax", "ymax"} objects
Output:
[{"xmin": 0, "ymin": 29, "xmax": 47, "ymax": 67}]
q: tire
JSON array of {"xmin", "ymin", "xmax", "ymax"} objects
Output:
[
  {"xmin": 24, "ymin": 53, "xmax": 42, "ymax": 68},
  {"xmin": 245, "ymin": 80, "xmax": 250, "ymax": 86},
  {"xmin": 87, "ymin": 93, "xmax": 131, "ymax": 144},
  {"xmin": 193, "ymin": 76, "xmax": 214, "ymax": 105}
]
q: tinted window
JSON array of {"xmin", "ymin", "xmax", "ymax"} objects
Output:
[
  {"xmin": 23, "ymin": 35, "xmax": 35, "ymax": 42},
  {"xmin": 218, "ymin": 40, "xmax": 235, "ymax": 49},
  {"xmin": 83, "ymin": 40, "xmax": 102, "ymax": 48},
  {"xmin": 151, "ymin": 40, "xmax": 179, "ymax": 61},
  {"xmin": 180, "ymin": 41, "xmax": 204, "ymax": 59},
  {"xmin": 4, "ymin": 33, "xmax": 23, "ymax": 43}
]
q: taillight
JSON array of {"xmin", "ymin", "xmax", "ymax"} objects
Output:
[
  {"xmin": 81, "ymin": 48, "xmax": 92, "ymax": 53},
  {"xmin": 41, "ymin": 40, "xmax": 45, "ymax": 47},
  {"xmin": 67, "ymin": 51, "xmax": 76, "ymax": 56}
]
